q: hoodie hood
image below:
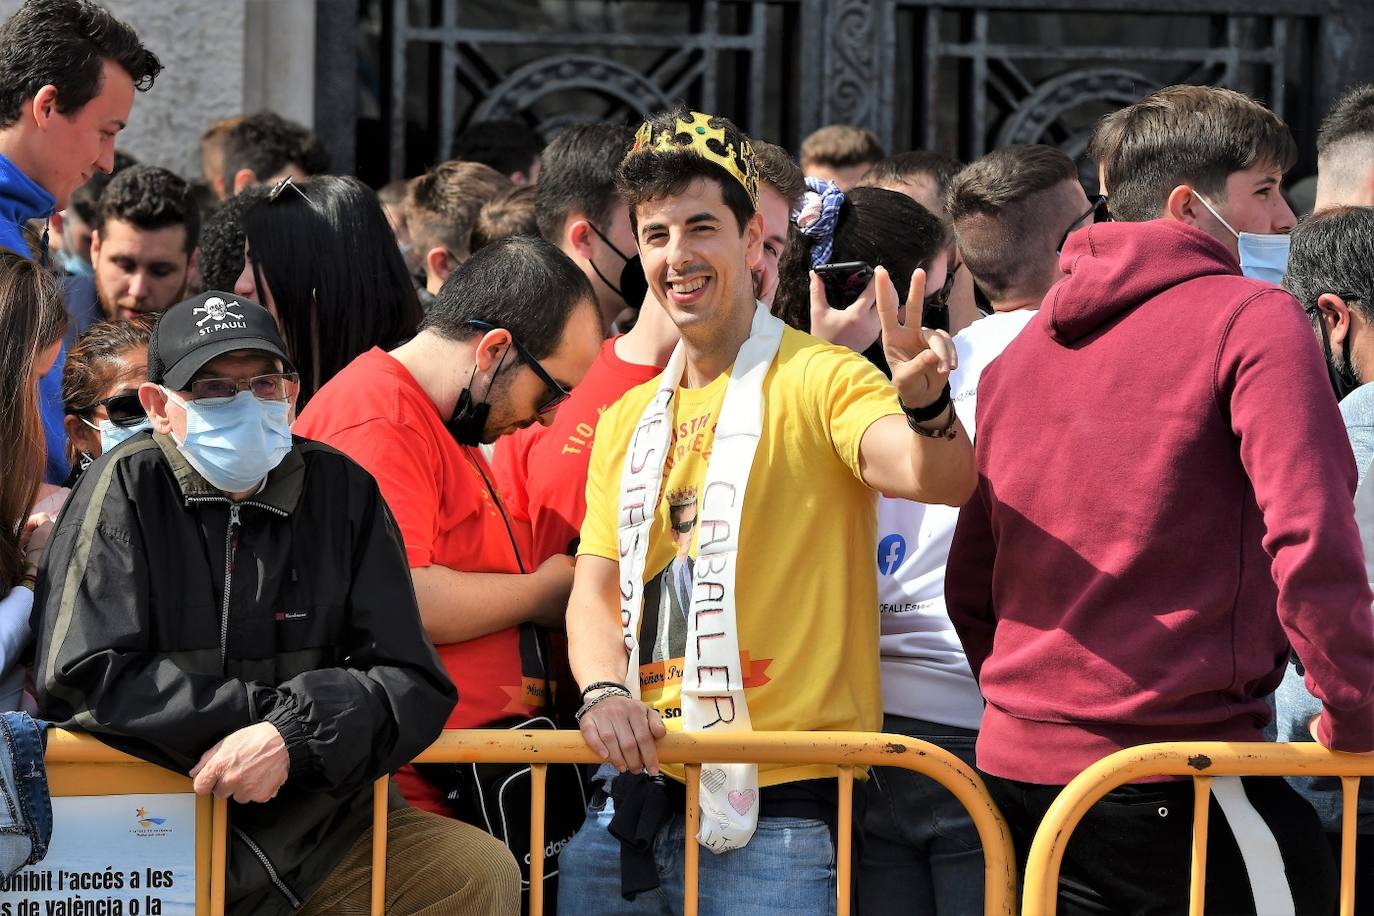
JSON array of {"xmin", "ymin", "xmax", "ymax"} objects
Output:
[
  {"xmin": 1045, "ymin": 219, "xmax": 1242, "ymax": 345},
  {"xmin": 0, "ymin": 152, "xmax": 55, "ymax": 260}
]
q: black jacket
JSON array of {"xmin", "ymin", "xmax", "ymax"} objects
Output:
[{"xmin": 33, "ymin": 431, "xmax": 456, "ymax": 915}]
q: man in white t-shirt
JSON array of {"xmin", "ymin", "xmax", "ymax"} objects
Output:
[{"xmin": 862, "ymin": 144, "xmax": 1095, "ymax": 915}]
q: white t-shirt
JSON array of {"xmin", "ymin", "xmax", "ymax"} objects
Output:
[{"xmin": 877, "ymin": 309, "xmax": 1039, "ymax": 729}]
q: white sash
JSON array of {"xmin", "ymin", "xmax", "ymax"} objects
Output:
[{"xmin": 616, "ymin": 301, "xmax": 784, "ymax": 852}]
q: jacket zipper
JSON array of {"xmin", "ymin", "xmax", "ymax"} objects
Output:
[
  {"xmin": 187, "ymin": 497, "xmax": 288, "ymax": 670},
  {"xmin": 233, "ymin": 827, "xmax": 301, "ymax": 908},
  {"xmin": 220, "ymin": 503, "xmax": 241, "ymax": 672}
]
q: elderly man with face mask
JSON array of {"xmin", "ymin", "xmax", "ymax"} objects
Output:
[{"xmin": 32, "ymin": 291, "xmax": 521, "ymax": 916}]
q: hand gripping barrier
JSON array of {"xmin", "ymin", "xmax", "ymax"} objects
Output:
[
  {"xmin": 42, "ymin": 730, "xmax": 228, "ymax": 915},
  {"xmin": 368, "ymin": 730, "xmax": 1018, "ymax": 916},
  {"xmin": 1022, "ymin": 742, "xmax": 1374, "ymax": 916}
]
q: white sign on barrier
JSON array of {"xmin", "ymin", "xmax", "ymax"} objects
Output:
[{"xmin": 0, "ymin": 794, "xmax": 196, "ymax": 916}]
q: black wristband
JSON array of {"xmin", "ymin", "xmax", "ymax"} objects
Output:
[
  {"xmin": 901, "ymin": 383, "xmax": 951, "ymax": 423},
  {"xmin": 580, "ymin": 680, "xmax": 628, "ymax": 699}
]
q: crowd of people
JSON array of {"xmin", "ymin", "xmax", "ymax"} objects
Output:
[{"xmin": 1, "ymin": 0, "xmax": 1373, "ymax": 914}]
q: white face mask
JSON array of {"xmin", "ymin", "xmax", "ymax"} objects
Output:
[{"xmin": 1194, "ymin": 192, "xmax": 1291, "ymax": 285}]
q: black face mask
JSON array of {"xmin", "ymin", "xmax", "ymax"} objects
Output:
[
  {"xmin": 1310, "ymin": 306, "xmax": 1361, "ymax": 401},
  {"xmin": 588, "ymin": 224, "xmax": 648, "ymax": 308},
  {"xmin": 444, "ymin": 349, "xmax": 508, "ymax": 447}
]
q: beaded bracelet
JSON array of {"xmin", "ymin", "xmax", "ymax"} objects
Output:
[{"xmin": 574, "ymin": 687, "xmax": 630, "ymax": 724}]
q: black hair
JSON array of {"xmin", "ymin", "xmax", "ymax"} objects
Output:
[
  {"xmin": 196, "ymin": 186, "xmax": 264, "ymax": 293},
  {"xmin": 774, "ymin": 186, "xmax": 948, "ymax": 332},
  {"xmin": 220, "ymin": 111, "xmax": 330, "ymax": 192},
  {"xmin": 452, "ymin": 118, "xmax": 545, "ymax": 178},
  {"xmin": 617, "ymin": 106, "xmax": 756, "ymax": 234},
  {"xmin": 1284, "ymin": 206, "xmax": 1374, "ymax": 320},
  {"xmin": 1318, "ymin": 85, "xmax": 1374, "ymax": 157},
  {"xmin": 535, "ymin": 123, "xmax": 633, "ymax": 242},
  {"xmin": 422, "ymin": 235, "xmax": 595, "ymax": 360},
  {"xmin": 0, "ymin": 0, "xmax": 161, "ymax": 128},
  {"xmin": 96, "ymin": 164, "xmax": 200, "ymax": 253},
  {"xmin": 242, "ymin": 176, "xmax": 420, "ymax": 404},
  {"xmin": 68, "ymin": 148, "xmax": 136, "ymax": 225}
]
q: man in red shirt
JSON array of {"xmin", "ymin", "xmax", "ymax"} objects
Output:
[{"xmin": 294, "ymin": 236, "xmax": 601, "ymax": 817}]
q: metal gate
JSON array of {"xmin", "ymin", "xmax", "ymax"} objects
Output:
[{"xmin": 361, "ymin": 0, "xmax": 1361, "ymax": 182}]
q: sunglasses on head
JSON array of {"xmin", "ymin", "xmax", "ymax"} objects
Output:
[
  {"xmin": 1056, "ymin": 194, "xmax": 1112, "ymax": 254},
  {"xmin": 466, "ymin": 320, "xmax": 572, "ymax": 413},
  {"xmin": 268, "ymin": 175, "xmax": 311, "ymax": 205},
  {"xmin": 79, "ymin": 391, "xmax": 146, "ymax": 427}
]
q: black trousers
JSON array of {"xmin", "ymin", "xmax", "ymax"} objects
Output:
[{"xmin": 985, "ymin": 773, "xmax": 1337, "ymax": 916}]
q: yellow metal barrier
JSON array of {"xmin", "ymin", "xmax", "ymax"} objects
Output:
[
  {"xmin": 1022, "ymin": 742, "xmax": 1374, "ymax": 916},
  {"xmin": 369, "ymin": 730, "xmax": 1018, "ymax": 916},
  {"xmin": 41, "ymin": 731, "xmax": 228, "ymax": 915}
]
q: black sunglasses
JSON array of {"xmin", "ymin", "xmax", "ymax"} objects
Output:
[
  {"xmin": 466, "ymin": 320, "xmax": 572, "ymax": 413},
  {"xmin": 77, "ymin": 391, "xmax": 146, "ymax": 427},
  {"xmin": 1056, "ymin": 195, "xmax": 1112, "ymax": 254}
]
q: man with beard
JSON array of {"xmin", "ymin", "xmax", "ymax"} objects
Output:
[
  {"xmin": 293, "ymin": 235, "xmax": 601, "ymax": 817},
  {"xmin": 91, "ymin": 164, "xmax": 198, "ymax": 321},
  {"xmin": 1275, "ymin": 205, "xmax": 1374, "ymax": 907}
]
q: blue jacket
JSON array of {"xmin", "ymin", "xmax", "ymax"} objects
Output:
[{"xmin": 0, "ymin": 153, "xmax": 70, "ymax": 483}]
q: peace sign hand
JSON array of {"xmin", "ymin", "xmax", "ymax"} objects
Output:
[{"xmin": 875, "ymin": 266, "xmax": 958, "ymax": 410}]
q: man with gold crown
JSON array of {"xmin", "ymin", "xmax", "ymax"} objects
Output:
[{"xmin": 558, "ymin": 106, "xmax": 975, "ymax": 914}]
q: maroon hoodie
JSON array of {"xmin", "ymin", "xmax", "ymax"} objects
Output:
[{"xmin": 946, "ymin": 219, "xmax": 1374, "ymax": 784}]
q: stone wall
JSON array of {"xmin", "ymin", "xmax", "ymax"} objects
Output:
[{"xmin": 0, "ymin": 0, "xmax": 320, "ymax": 180}]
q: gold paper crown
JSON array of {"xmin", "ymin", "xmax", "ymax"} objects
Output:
[
  {"xmin": 665, "ymin": 486, "xmax": 698, "ymax": 508},
  {"xmin": 629, "ymin": 111, "xmax": 760, "ymax": 207}
]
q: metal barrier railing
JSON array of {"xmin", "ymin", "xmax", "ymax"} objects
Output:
[
  {"xmin": 42, "ymin": 731, "xmax": 228, "ymax": 915},
  {"xmin": 368, "ymin": 729, "xmax": 1018, "ymax": 916},
  {"xmin": 1022, "ymin": 742, "xmax": 1374, "ymax": 916}
]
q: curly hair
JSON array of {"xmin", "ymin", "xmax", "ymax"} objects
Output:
[{"xmin": 96, "ymin": 164, "xmax": 199, "ymax": 253}]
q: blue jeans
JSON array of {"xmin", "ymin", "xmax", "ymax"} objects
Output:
[
  {"xmin": 858, "ymin": 715, "xmax": 983, "ymax": 916},
  {"xmin": 556, "ymin": 769, "xmax": 836, "ymax": 916},
  {"xmin": 0, "ymin": 712, "xmax": 50, "ymax": 877}
]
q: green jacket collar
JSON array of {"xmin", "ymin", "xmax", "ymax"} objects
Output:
[{"xmin": 153, "ymin": 432, "xmax": 305, "ymax": 515}]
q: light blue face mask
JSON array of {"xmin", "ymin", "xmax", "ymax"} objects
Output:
[
  {"xmin": 81, "ymin": 416, "xmax": 151, "ymax": 455},
  {"xmin": 162, "ymin": 388, "xmax": 292, "ymax": 493},
  {"xmin": 1194, "ymin": 192, "xmax": 1291, "ymax": 285},
  {"xmin": 55, "ymin": 248, "xmax": 93, "ymax": 280}
]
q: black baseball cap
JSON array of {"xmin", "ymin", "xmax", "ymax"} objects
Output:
[{"xmin": 148, "ymin": 291, "xmax": 292, "ymax": 391}]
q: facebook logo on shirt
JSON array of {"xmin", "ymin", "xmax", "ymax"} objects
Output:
[{"xmin": 878, "ymin": 534, "xmax": 906, "ymax": 575}]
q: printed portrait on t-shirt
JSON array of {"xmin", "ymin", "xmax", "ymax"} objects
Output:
[{"xmin": 640, "ymin": 486, "xmax": 697, "ymax": 668}]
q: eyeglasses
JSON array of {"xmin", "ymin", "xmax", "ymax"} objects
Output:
[
  {"xmin": 77, "ymin": 391, "xmax": 146, "ymax": 427},
  {"xmin": 466, "ymin": 320, "xmax": 572, "ymax": 413},
  {"xmin": 185, "ymin": 372, "xmax": 300, "ymax": 405},
  {"xmin": 1056, "ymin": 195, "xmax": 1112, "ymax": 255}
]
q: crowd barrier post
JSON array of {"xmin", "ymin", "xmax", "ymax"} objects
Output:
[
  {"xmin": 369, "ymin": 730, "xmax": 1018, "ymax": 916},
  {"xmin": 43, "ymin": 730, "xmax": 227, "ymax": 916},
  {"xmin": 1022, "ymin": 741, "xmax": 1374, "ymax": 916}
]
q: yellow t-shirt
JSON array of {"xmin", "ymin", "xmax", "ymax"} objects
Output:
[{"xmin": 580, "ymin": 326, "xmax": 904, "ymax": 785}]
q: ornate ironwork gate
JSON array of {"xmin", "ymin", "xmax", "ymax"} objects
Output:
[{"xmin": 363, "ymin": 0, "xmax": 1365, "ymax": 182}]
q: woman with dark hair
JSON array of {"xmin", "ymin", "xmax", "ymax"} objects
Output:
[
  {"xmin": 0, "ymin": 251, "xmax": 68, "ymax": 710},
  {"xmin": 62, "ymin": 315, "xmax": 155, "ymax": 479},
  {"xmin": 773, "ymin": 182, "xmax": 949, "ymax": 367},
  {"xmin": 233, "ymin": 175, "xmax": 423, "ymax": 405}
]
